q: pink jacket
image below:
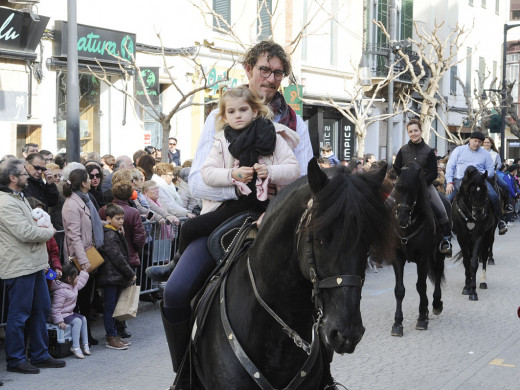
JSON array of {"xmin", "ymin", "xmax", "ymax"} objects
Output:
[
  {"xmin": 50, "ymin": 270, "xmax": 89, "ymax": 324},
  {"xmin": 62, "ymin": 192, "xmax": 94, "ymax": 266},
  {"xmin": 200, "ymin": 122, "xmax": 300, "ymax": 214}
]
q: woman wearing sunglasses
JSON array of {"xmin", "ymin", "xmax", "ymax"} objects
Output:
[{"xmin": 85, "ymin": 162, "xmax": 105, "ymax": 210}]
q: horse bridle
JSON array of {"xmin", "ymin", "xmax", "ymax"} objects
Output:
[{"xmin": 395, "ymin": 200, "xmax": 417, "ymax": 229}]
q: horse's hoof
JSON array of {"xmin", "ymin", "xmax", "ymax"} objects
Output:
[
  {"xmin": 469, "ymin": 293, "xmax": 478, "ymax": 301},
  {"xmin": 480, "ymin": 282, "xmax": 488, "ymax": 289},
  {"xmin": 488, "ymin": 257, "xmax": 495, "ymax": 265},
  {"xmin": 462, "ymin": 287, "xmax": 470, "ymax": 295},
  {"xmin": 391, "ymin": 325, "xmax": 403, "ymax": 337},
  {"xmin": 433, "ymin": 303, "xmax": 443, "ymax": 316},
  {"xmin": 416, "ymin": 320, "xmax": 428, "ymax": 330}
]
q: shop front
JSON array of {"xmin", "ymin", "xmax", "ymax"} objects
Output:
[
  {"xmin": 0, "ymin": 6, "xmax": 49, "ymax": 157},
  {"xmin": 49, "ymin": 21, "xmax": 136, "ymax": 154}
]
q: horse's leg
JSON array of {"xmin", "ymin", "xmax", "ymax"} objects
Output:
[
  {"xmin": 479, "ymin": 267, "xmax": 487, "ymax": 289},
  {"xmin": 415, "ymin": 257, "xmax": 429, "ymax": 330},
  {"xmin": 468, "ymin": 237, "xmax": 483, "ymax": 301},
  {"xmin": 487, "ymin": 249, "xmax": 495, "ymax": 265},
  {"xmin": 462, "ymin": 247, "xmax": 472, "ymax": 295},
  {"xmin": 432, "ymin": 251, "xmax": 444, "ymax": 315},
  {"xmin": 391, "ymin": 256, "xmax": 406, "ymax": 337}
]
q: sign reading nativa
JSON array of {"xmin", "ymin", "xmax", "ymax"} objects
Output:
[{"xmin": 53, "ymin": 21, "xmax": 136, "ymax": 64}]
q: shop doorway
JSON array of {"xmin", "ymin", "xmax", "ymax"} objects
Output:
[{"xmin": 16, "ymin": 124, "xmax": 41, "ymax": 158}]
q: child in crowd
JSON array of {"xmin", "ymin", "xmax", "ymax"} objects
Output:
[
  {"xmin": 50, "ymin": 263, "xmax": 90, "ymax": 359},
  {"xmin": 97, "ymin": 203, "xmax": 136, "ymax": 350},
  {"xmin": 176, "ymin": 86, "xmax": 300, "ymax": 257}
]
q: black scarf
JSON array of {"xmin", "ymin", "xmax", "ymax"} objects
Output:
[{"xmin": 224, "ymin": 117, "xmax": 276, "ymax": 167}]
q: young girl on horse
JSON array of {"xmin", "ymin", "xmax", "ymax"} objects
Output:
[{"xmin": 175, "ymin": 85, "xmax": 300, "ymax": 257}]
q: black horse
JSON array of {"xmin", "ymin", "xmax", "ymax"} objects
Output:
[
  {"xmin": 452, "ymin": 166, "xmax": 497, "ymax": 301},
  {"xmin": 187, "ymin": 159, "xmax": 395, "ymax": 389},
  {"xmin": 391, "ymin": 161, "xmax": 447, "ymax": 337}
]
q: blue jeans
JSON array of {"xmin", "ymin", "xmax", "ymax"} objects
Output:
[
  {"xmin": 4, "ymin": 270, "xmax": 51, "ymax": 367},
  {"xmin": 447, "ymin": 178, "xmax": 502, "ymax": 217},
  {"xmin": 103, "ymin": 285, "xmax": 121, "ymax": 337}
]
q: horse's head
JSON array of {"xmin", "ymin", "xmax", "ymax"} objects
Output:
[
  {"xmin": 297, "ymin": 159, "xmax": 395, "ymax": 354},
  {"xmin": 393, "ymin": 162, "xmax": 423, "ymax": 229},
  {"xmin": 460, "ymin": 166, "xmax": 488, "ymax": 220}
]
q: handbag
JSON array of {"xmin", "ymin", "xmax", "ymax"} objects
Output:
[
  {"xmin": 72, "ymin": 246, "xmax": 105, "ymax": 273},
  {"xmin": 113, "ymin": 284, "xmax": 141, "ymax": 321}
]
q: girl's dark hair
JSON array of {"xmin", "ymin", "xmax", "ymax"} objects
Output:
[
  {"xmin": 137, "ymin": 154, "xmax": 156, "ymax": 181},
  {"xmin": 63, "ymin": 169, "xmax": 88, "ymax": 198},
  {"xmin": 61, "ymin": 263, "xmax": 79, "ymax": 285}
]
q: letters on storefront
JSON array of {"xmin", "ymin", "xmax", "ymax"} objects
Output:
[{"xmin": 0, "ymin": 7, "xmax": 49, "ymax": 53}]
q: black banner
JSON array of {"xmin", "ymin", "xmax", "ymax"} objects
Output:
[
  {"xmin": 0, "ymin": 6, "xmax": 49, "ymax": 53},
  {"xmin": 135, "ymin": 67, "xmax": 160, "ymax": 105},
  {"xmin": 339, "ymin": 117, "xmax": 355, "ymax": 162},
  {"xmin": 53, "ymin": 21, "xmax": 136, "ymax": 64}
]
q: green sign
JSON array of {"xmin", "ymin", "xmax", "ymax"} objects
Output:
[
  {"xmin": 283, "ymin": 84, "xmax": 303, "ymax": 116},
  {"xmin": 207, "ymin": 68, "xmax": 239, "ymax": 95},
  {"xmin": 136, "ymin": 67, "xmax": 159, "ymax": 105}
]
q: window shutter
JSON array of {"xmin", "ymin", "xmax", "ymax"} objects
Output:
[
  {"xmin": 213, "ymin": 0, "xmax": 231, "ymax": 30},
  {"xmin": 258, "ymin": 0, "xmax": 272, "ymax": 40}
]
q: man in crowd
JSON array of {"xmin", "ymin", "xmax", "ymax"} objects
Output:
[
  {"xmin": 39, "ymin": 150, "xmax": 54, "ymax": 164},
  {"xmin": 101, "ymin": 155, "xmax": 134, "ymax": 193},
  {"xmin": 446, "ymin": 130, "xmax": 507, "ymax": 235},
  {"xmin": 167, "ymin": 137, "xmax": 181, "ymax": 166},
  {"xmin": 22, "ymin": 143, "xmax": 39, "ymax": 158},
  {"xmin": 0, "ymin": 158, "xmax": 66, "ymax": 374},
  {"xmin": 24, "ymin": 153, "xmax": 59, "ymax": 210}
]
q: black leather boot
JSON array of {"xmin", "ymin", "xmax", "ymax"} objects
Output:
[
  {"xmin": 161, "ymin": 301, "xmax": 191, "ymax": 389},
  {"xmin": 146, "ymin": 252, "xmax": 181, "ymax": 282}
]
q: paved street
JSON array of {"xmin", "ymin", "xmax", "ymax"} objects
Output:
[{"xmin": 1, "ymin": 226, "xmax": 519, "ymax": 390}]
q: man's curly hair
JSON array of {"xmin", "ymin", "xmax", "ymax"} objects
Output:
[{"xmin": 242, "ymin": 41, "xmax": 291, "ymax": 76}]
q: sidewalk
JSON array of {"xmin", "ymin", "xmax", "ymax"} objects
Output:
[{"xmin": 0, "ymin": 301, "xmax": 174, "ymax": 390}]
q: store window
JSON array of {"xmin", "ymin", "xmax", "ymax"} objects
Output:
[{"xmin": 56, "ymin": 73, "xmax": 100, "ymax": 153}]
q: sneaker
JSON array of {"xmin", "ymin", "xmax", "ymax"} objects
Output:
[
  {"xmin": 7, "ymin": 361, "xmax": 40, "ymax": 374},
  {"xmin": 81, "ymin": 344, "xmax": 91, "ymax": 356},
  {"xmin": 31, "ymin": 356, "xmax": 66, "ymax": 368},
  {"xmin": 498, "ymin": 220, "xmax": 508, "ymax": 235},
  {"xmin": 116, "ymin": 336, "xmax": 131, "ymax": 346},
  {"xmin": 70, "ymin": 347, "xmax": 85, "ymax": 359},
  {"xmin": 106, "ymin": 336, "xmax": 128, "ymax": 350}
]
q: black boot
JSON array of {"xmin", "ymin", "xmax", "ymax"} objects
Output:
[
  {"xmin": 161, "ymin": 301, "xmax": 191, "ymax": 389},
  {"xmin": 439, "ymin": 222, "xmax": 452, "ymax": 257},
  {"xmin": 146, "ymin": 252, "xmax": 181, "ymax": 282}
]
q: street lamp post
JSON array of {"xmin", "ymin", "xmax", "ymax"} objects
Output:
[{"xmin": 499, "ymin": 23, "xmax": 520, "ymax": 160}]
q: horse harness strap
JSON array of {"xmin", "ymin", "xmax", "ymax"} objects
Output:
[
  {"xmin": 220, "ymin": 258, "xmax": 321, "ymax": 390},
  {"xmin": 393, "ymin": 218, "xmax": 426, "ymax": 245}
]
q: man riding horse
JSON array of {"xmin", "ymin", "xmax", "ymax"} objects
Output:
[{"xmin": 445, "ymin": 131, "xmax": 508, "ymax": 235}]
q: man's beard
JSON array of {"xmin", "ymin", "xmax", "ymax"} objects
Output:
[{"xmin": 17, "ymin": 179, "xmax": 28, "ymax": 189}]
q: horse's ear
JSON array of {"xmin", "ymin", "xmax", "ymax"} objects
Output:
[
  {"xmin": 308, "ymin": 158, "xmax": 328, "ymax": 194},
  {"xmin": 374, "ymin": 164, "xmax": 388, "ymax": 184}
]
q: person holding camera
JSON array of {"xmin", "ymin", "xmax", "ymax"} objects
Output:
[{"xmin": 24, "ymin": 153, "xmax": 59, "ymax": 211}]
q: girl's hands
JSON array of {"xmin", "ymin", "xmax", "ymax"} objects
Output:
[
  {"xmin": 58, "ymin": 322, "xmax": 66, "ymax": 330},
  {"xmin": 253, "ymin": 163, "xmax": 269, "ymax": 179},
  {"xmin": 232, "ymin": 166, "xmax": 254, "ymax": 183},
  {"xmin": 81, "ymin": 263, "xmax": 91, "ymax": 272}
]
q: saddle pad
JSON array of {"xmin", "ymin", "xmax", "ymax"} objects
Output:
[{"xmin": 207, "ymin": 211, "xmax": 261, "ymax": 263}]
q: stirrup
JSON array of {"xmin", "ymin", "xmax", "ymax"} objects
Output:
[
  {"xmin": 439, "ymin": 239, "xmax": 452, "ymax": 256},
  {"xmin": 498, "ymin": 220, "xmax": 508, "ymax": 235}
]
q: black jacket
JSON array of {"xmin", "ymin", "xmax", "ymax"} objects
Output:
[
  {"xmin": 24, "ymin": 177, "xmax": 59, "ymax": 210},
  {"xmin": 97, "ymin": 226, "xmax": 135, "ymax": 287},
  {"xmin": 393, "ymin": 139, "xmax": 437, "ymax": 185}
]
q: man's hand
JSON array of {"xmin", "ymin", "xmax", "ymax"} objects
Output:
[
  {"xmin": 44, "ymin": 170, "xmax": 55, "ymax": 184},
  {"xmin": 253, "ymin": 163, "xmax": 269, "ymax": 179},
  {"xmin": 446, "ymin": 183, "xmax": 454, "ymax": 195},
  {"xmin": 232, "ymin": 167, "xmax": 254, "ymax": 183}
]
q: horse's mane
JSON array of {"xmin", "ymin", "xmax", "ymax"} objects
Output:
[
  {"xmin": 394, "ymin": 162, "xmax": 435, "ymax": 221},
  {"xmin": 456, "ymin": 165, "xmax": 487, "ymax": 201},
  {"xmin": 308, "ymin": 166, "xmax": 396, "ymax": 261}
]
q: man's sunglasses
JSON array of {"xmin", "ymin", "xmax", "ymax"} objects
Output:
[{"xmin": 30, "ymin": 164, "xmax": 47, "ymax": 172}]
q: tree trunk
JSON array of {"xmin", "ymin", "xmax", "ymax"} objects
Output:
[
  {"xmin": 161, "ymin": 120, "xmax": 171, "ymax": 162},
  {"xmin": 420, "ymin": 103, "xmax": 435, "ymax": 144}
]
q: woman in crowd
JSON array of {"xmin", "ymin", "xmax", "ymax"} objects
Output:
[
  {"xmin": 152, "ymin": 163, "xmax": 193, "ymax": 219},
  {"xmin": 85, "ymin": 161, "xmax": 105, "ymax": 210},
  {"xmin": 62, "ymin": 168, "xmax": 105, "ymax": 346},
  {"xmin": 483, "ymin": 136, "xmax": 512, "ymax": 210},
  {"xmin": 137, "ymin": 154, "xmax": 156, "ymax": 181},
  {"xmin": 172, "ymin": 166, "xmax": 200, "ymax": 215}
]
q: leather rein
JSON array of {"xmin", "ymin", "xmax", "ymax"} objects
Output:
[{"xmin": 220, "ymin": 198, "xmax": 364, "ymax": 390}]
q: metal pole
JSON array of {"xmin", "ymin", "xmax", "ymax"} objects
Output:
[
  {"xmin": 499, "ymin": 24, "xmax": 507, "ymax": 160},
  {"xmin": 386, "ymin": 0, "xmax": 397, "ymax": 168},
  {"xmin": 66, "ymin": 0, "xmax": 80, "ymax": 163}
]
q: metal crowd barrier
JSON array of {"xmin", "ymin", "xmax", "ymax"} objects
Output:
[{"xmin": 0, "ymin": 219, "xmax": 184, "ymax": 328}]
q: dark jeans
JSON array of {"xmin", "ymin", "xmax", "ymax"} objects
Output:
[
  {"xmin": 163, "ymin": 237, "xmax": 215, "ymax": 323},
  {"xmin": 103, "ymin": 285, "xmax": 121, "ymax": 337},
  {"xmin": 4, "ymin": 270, "xmax": 51, "ymax": 367}
]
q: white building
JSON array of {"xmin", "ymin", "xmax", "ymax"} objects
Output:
[{"xmin": 0, "ymin": 0, "xmax": 511, "ymax": 162}]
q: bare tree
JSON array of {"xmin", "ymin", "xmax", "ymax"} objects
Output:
[
  {"xmin": 89, "ymin": 36, "xmax": 233, "ymax": 162},
  {"xmin": 375, "ymin": 20, "xmax": 472, "ymax": 143},
  {"xmin": 311, "ymin": 61, "xmax": 411, "ymax": 158}
]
